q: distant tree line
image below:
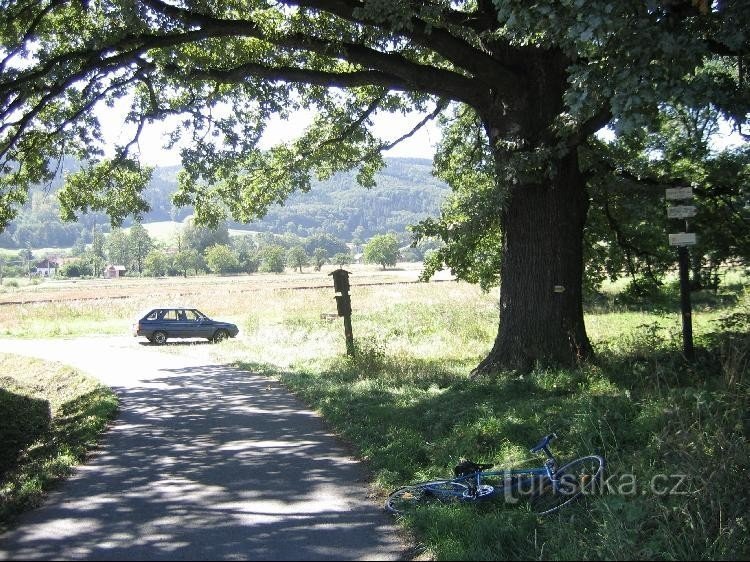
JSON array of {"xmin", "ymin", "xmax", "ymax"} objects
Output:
[{"xmin": 41, "ymin": 221, "xmax": 361, "ymax": 278}]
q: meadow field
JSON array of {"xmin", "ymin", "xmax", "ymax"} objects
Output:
[{"xmin": 0, "ymin": 264, "xmax": 748, "ymax": 560}]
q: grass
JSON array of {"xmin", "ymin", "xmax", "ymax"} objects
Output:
[
  {"xmin": 257, "ymin": 344, "xmax": 747, "ymax": 560},
  {"xmin": 0, "ymin": 266, "xmax": 746, "ymax": 559},
  {"xmin": 0, "ymin": 354, "xmax": 119, "ymax": 532},
  {"xmin": 230, "ymin": 273, "xmax": 749, "ymax": 561}
]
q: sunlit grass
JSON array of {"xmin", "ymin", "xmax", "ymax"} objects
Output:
[
  {"xmin": 0, "ymin": 354, "xmax": 119, "ymax": 532},
  {"xmin": 226, "ymin": 274, "xmax": 747, "ymax": 561}
]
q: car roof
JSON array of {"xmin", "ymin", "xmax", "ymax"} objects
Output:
[
  {"xmin": 138, "ymin": 306, "xmax": 203, "ymax": 316},
  {"xmin": 145, "ymin": 306, "xmax": 198, "ymax": 311}
]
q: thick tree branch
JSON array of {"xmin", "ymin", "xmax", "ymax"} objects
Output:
[
  {"xmin": 566, "ymin": 106, "xmax": 613, "ymax": 148},
  {"xmin": 1, "ymin": 28, "xmax": 235, "ymax": 100},
  {"xmin": 142, "ymin": 0, "xmax": 519, "ymax": 97},
  {"xmin": 165, "ymin": 62, "xmax": 409, "ymax": 91},
  {"xmin": 288, "ymin": 0, "xmax": 516, "ymax": 81}
]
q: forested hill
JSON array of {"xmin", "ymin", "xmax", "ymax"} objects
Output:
[{"xmin": 0, "ymin": 158, "xmax": 450, "ymax": 249}]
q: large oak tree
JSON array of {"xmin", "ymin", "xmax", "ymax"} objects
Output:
[{"xmin": 1, "ymin": 0, "xmax": 748, "ymax": 372}]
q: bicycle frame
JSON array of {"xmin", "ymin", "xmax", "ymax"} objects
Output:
[{"xmin": 433, "ymin": 440, "xmax": 561, "ymax": 500}]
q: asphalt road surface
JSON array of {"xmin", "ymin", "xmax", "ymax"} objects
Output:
[{"xmin": 0, "ymin": 336, "xmax": 408, "ymax": 561}]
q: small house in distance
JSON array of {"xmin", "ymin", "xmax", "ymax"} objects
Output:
[
  {"xmin": 103, "ymin": 264, "xmax": 126, "ymax": 279},
  {"xmin": 34, "ymin": 258, "xmax": 59, "ymax": 277}
]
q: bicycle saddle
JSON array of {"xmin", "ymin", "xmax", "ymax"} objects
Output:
[
  {"xmin": 453, "ymin": 459, "xmax": 494, "ymax": 477},
  {"xmin": 530, "ymin": 433, "xmax": 557, "ymax": 453}
]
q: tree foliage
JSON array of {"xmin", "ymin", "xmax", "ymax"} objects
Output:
[
  {"xmin": 286, "ymin": 245, "xmax": 309, "ymax": 273},
  {"xmin": 127, "ymin": 222, "xmax": 152, "ymax": 274},
  {"xmin": 181, "ymin": 217, "xmax": 230, "ymax": 253},
  {"xmin": 312, "ymin": 247, "xmax": 327, "ymax": 271},
  {"xmin": 332, "ymin": 252, "xmax": 352, "ymax": 268},
  {"xmin": 231, "ymin": 235, "xmax": 260, "ymax": 273},
  {"xmin": 364, "ymin": 233, "xmax": 400, "ymax": 270},
  {"xmin": 104, "ymin": 228, "xmax": 129, "ymax": 266},
  {"xmin": 172, "ymin": 248, "xmax": 202, "ymax": 277},
  {"xmin": 3, "ymin": 1, "xmax": 745, "ymax": 242},
  {"xmin": 581, "ymin": 104, "xmax": 750, "ymax": 293},
  {"xmin": 144, "ymin": 248, "xmax": 169, "ymax": 277},
  {"xmin": 259, "ymin": 244, "xmax": 286, "ymax": 273},
  {"xmin": 204, "ymin": 243, "xmax": 239, "ymax": 274}
]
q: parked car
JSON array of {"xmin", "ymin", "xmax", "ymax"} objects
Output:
[{"xmin": 133, "ymin": 307, "xmax": 239, "ymax": 344}]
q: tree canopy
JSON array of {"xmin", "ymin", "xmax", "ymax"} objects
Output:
[
  {"xmin": 2, "ymin": 1, "xmax": 743, "ymax": 226},
  {"xmin": 364, "ymin": 232, "xmax": 400, "ymax": 269}
]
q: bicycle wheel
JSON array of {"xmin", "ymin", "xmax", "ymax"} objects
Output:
[
  {"xmin": 385, "ymin": 480, "xmax": 470, "ymax": 514},
  {"xmin": 529, "ymin": 455, "xmax": 605, "ymax": 515}
]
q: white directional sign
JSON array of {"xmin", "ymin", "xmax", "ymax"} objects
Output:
[
  {"xmin": 669, "ymin": 233, "xmax": 697, "ymax": 246},
  {"xmin": 665, "ymin": 187, "xmax": 693, "ymax": 200},
  {"xmin": 667, "ymin": 205, "xmax": 697, "ymax": 219}
]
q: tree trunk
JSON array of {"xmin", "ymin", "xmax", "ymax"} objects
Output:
[{"xmin": 473, "ymin": 149, "xmax": 593, "ymax": 375}]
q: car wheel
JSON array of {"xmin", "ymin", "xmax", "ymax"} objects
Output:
[
  {"xmin": 152, "ymin": 331, "xmax": 167, "ymax": 345},
  {"xmin": 212, "ymin": 329, "xmax": 229, "ymax": 343}
]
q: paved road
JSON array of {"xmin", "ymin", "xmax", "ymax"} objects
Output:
[{"xmin": 0, "ymin": 337, "xmax": 407, "ymax": 561}]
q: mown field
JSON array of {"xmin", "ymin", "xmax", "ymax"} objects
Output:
[{"xmin": 0, "ymin": 265, "xmax": 747, "ymax": 560}]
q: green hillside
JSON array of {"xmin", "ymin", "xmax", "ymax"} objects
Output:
[{"xmin": 0, "ymin": 158, "xmax": 449, "ymax": 249}]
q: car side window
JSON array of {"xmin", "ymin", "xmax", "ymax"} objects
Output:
[
  {"xmin": 177, "ymin": 310, "xmax": 187, "ymax": 321},
  {"xmin": 185, "ymin": 310, "xmax": 200, "ymax": 321},
  {"xmin": 161, "ymin": 310, "xmax": 178, "ymax": 321},
  {"xmin": 146, "ymin": 311, "xmax": 158, "ymax": 320}
]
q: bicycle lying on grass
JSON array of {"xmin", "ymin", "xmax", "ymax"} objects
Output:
[{"xmin": 385, "ymin": 433, "xmax": 605, "ymax": 516}]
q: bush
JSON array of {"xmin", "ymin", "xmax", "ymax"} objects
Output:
[{"xmin": 59, "ymin": 261, "xmax": 91, "ymax": 278}]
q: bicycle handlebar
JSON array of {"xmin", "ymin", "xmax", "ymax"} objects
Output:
[{"xmin": 529, "ymin": 433, "xmax": 557, "ymax": 454}]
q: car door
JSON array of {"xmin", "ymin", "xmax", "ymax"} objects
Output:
[
  {"xmin": 155, "ymin": 308, "xmax": 180, "ymax": 337},
  {"xmin": 185, "ymin": 309, "xmax": 211, "ymax": 338},
  {"xmin": 172, "ymin": 308, "xmax": 192, "ymax": 337}
]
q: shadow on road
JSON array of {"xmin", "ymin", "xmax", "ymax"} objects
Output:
[{"xmin": 0, "ymin": 362, "xmax": 403, "ymax": 561}]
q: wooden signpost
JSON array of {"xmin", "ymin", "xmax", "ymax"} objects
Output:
[
  {"xmin": 330, "ymin": 268, "xmax": 355, "ymax": 356},
  {"xmin": 666, "ymin": 206, "xmax": 697, "ymax": 220},
  {"xmin": 668, "ymin": 232, "xmax": 697, "ymax": 246},
  {"xmin": 666, "ymin": 186, "xmax": 696, "ymax": 361}
]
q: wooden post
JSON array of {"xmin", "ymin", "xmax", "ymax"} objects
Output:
[
  {"xmin": 330, "ymin": 269, "xmax": 354, "ymax": 356},
  {"xmin": 343, "ymin": 314, "xmax": 355, "ymax": 357},
  {"xmin": 666, "ymin": 186, "xmax": 696, "ymax": 361},
  {"xmin": 677, "ymin": 246, "xmax": 694, "ymax": 361}
]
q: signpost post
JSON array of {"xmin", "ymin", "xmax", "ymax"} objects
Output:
[
  {"xmin": 666, "ymin": 186, "xmax": 696, "ymax": 361},
  {"xmin": 330, "ymin": 268, "xmax": 355, "ymax": 356}
]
